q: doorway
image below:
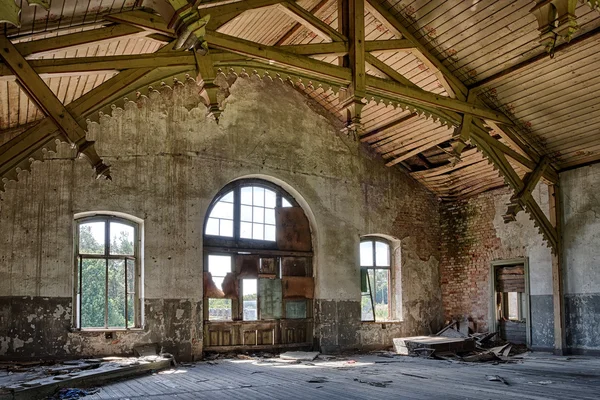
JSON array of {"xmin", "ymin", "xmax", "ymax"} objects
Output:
[{"xmin": 489, "ymin": 259, "xmax": 531, "ymax": 346}]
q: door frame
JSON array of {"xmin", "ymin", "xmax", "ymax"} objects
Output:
[{"xmin": 489, "ymin": 258, "xmax": 531, "ymax": 347}]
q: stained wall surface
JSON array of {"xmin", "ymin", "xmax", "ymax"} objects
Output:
[
  {"xmin": 440, "ymin": 165, "xmax": 600, "ymax": 353},
  {"xmin": 0, "ymin": 77, "xmax": 443, "ymax": 360}
]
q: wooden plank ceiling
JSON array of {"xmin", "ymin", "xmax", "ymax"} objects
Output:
[{"xmin": 1, "ymin": 0, "xmax": 600, "ymax": 202}]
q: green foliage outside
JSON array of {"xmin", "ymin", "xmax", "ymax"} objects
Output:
[
  {"xmin": 79, "ymin": 223, "xmax": 135, "ymax": 328},
  {"xmin": 361, "ymin": 268, "xmax": 390, "ymax": 321}
]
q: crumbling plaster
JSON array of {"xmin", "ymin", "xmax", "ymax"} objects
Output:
[{"xmin": 0, "ymin": 77, "xmax": 442, "ymax": 359}]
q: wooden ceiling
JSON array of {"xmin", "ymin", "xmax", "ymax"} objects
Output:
[{"xmin": 1, "ymin": 0, "xmax": 600, "ymax": 205}]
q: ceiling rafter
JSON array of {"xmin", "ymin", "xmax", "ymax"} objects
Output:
[{"xmin": 0, "ymin": 35, "xmax": 109, "ymax": 178}]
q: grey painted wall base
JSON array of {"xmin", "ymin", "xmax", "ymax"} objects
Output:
[
  {"xmin": 530, "ymin": 295, "xmax": 554, "ymax": 349},
  {"xmin": 565, "ymin": 293, "xmax": 600, "ymax": 351},
  {"xmin": 0, "ymin": 297, "xmax": 202, "ymax": 361}
]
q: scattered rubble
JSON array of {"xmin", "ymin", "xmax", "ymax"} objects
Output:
[{"xmin": 279, "ymin": 351, "xmax": 320, "ymax": 361}]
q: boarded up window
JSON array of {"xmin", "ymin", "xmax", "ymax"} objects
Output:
[
  {"xmin": 276, "ymin": 207, "xmax": 311, "ymax": 251},
  {"xmin": 495, "ymin": 265, "xmax": 525, "ymax": 293}
]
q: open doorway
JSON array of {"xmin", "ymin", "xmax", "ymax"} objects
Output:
[{"xmin": 489, "ymin": 259, "xmax": 531, "ymax": 346}]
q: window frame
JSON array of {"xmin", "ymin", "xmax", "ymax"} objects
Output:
[
  {"xmin": 360, "ymin": 238, "xmax": 392, "ymax": 323},
  {"xmin": 74, "ymin": 214, "xmax": 142, "ymax": 331},
  {"xmin": 204, "ymin": 179, "xmax": 299, "ymax": 250}
]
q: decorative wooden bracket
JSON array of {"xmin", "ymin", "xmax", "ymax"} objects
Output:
[
  {"xmin": 450, "ymin": 92, "xmax": 477, "ymax": 165},
  {"xmin": 530, "ymin": 0, "xmax": 579, "ymax": 53},
  {"xmin": 0, "ymin": 0, "xmax": 49, "ymax": 27},
  {"xmin": 0, "ymin": 35, "xmax": 110, "ymax": 179},
  {"xmin": 503, "ymin": 157, "xmax": 549, "ymax": 223}
]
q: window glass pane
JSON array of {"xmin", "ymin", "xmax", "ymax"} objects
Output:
[
  {"xmin": 360, "ymin": 241, "xmax": 373, "ymax": 267},
  {"xmin": 79, "ymin": 222, "xmax": 105, "ymax": 254},
  {"xmin": 241, "ymin": 187, "xmax": 253, "ymax": 205},
  {"xmin": 208, "ymin": 298, "xmax": 231, "ymax": 321},
  {"xmin": 221, "ymin": 191, "xmax": 234, "ymax": 203},
  {"xmin": 508, "ymin": 292, "xmax": 519, "ymax": 320},
  {"xmin": 374, "ymin": 269, "xmax": 390, "ymax": 321},
  {"xmin": 375, "ymin": 241, "xmax": 390, "ymax": 267},
  {"xmin": 220, "ymin": 219, "xmax": 233, "ymax": 237},
  {"xmin": 126, "ymin": 260, "xmax": 135, "ymax": 294},
  {"xmin": 211, "ymin": 201, "xmax": 233, "ymax": 219},
  {"xmin": 208, "ymin": 255, "xmax": 231, "ymax": 276},
  {"xmin": 240, "ymin": 222, "xmax": 252, "ymax": 239},
  {"xmin": 253, "ymin": 206, "xmax": 264, "ymax": 223},
  {"xmin": 110, "ymin": 222, "xmax": 134, "ymax": 255},
  {"xmin": 127, "ymin": 293, "xmax": 135, "ymax": 328},
  {"xmin": 265, "ymin": 189, "xmax": 276, "ymax": 208},
  {"xmin": 81, "ymin": 258, "xmax": 106, "ymax": 328},
  {"xmin": 265, "ymin": 208, "xmax": 276, "ymax": 225},
  {"xmin": 282, "ymin": 197, "xmax": 292, "ymax": 208},
  {"xmin": 108, "ymin": 259, "xmax": 126, "ymax": 328},
  {"xmin": 205, "ymin": 218, "xmax": 219, "ymax": 235},
  {"xmin": 265, "ymin": 225, "xmax": 276, "ymax": 242},
  {"xmin": 361, "ymin": 294, "xmax": 374, "ymax": 321},
  {"xmin": 253, "ymin": 223, "xmax": 264, "ymax": 240},
  {"xmin": 241, "ymin": 205, "xmax": 253, "ymax": 222},
  {"xmin": 253, "ymin": 187, "xmax": 265, "ymax": 207},
  {"xmin": 243, "ymin": 279, "xmax": 258, "ymax": 321}
]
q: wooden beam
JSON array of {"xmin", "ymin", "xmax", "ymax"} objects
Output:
[
  {"xmin": 104, "ymin": 10, "xmax": 175, "ymax": 36},
  {"xmin": 365, "ymin": 0, "xmax": 468, "ymax": 100},
  {"xmin": 0, "ymin": 35, "xmax": 108, "ymax": 176},
  {"xmin": 275, "ymin": 0, "xmax": 330, "ymax": 45},
  {"xmin": 14, "ymin": 24, "xmax": 145, "ymax": 58},
  {"xmin": 0, "ymin": 52, "xmax": 197, "ymax": 77},
  {"xmin": 279, "ymin": 42, "xmax": 348, "ymax": 55},
  {"xmin": 204, "ymin": 0, "xmax": 287, "ymax": 30},
  {"xmin": 385, "ymin": 131, "xmax": 450, "ymax": 166},
  {"xmin": 504, "ymin": 157, "xmax": 548, "ymax": 221},
  {"xmin": 365, "ymin": 52, "xmax": 414, "ymax": 87},
  {"xmin": 359, "ymin": 112, "xmax": 418, "ymax": 142},
  {"xmin": 278, "ymin": 1, "xmax": 346, "ymax": 42},
  {"xmin": 549, "ymin": 183, "xmax": 567, "ymax": 355},
  {"xmin": 364, "ymin": 39, "xmax": 413, "ymax": 52}
]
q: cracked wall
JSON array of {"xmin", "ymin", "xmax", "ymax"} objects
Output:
[{"xmin": 0, "ymin": 77, "xmax": 442, "ymax": 359}]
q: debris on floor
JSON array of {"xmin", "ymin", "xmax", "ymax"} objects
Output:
[
  {"xmin": 392, "ymin": 320, "xmax": 529, "ymax": 364},
  {"xmin": 353, "ymin": 378, "xmax": 393, "ymax": 388},
  {"xmin": 49, "ymin": 387, "xmax": 100, "ymax": 399},
  {"xmin": 486, "ymin": 375, "xmax": 509, "ymax": 385},
  {"xmin": 0, "ymin": 356, "xmax": 170, "ymax": 400},
  {"xmin": 279, "ymin": 351, "xmax": 320, "ymax": 361}
]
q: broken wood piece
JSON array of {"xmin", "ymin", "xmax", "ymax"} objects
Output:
[
  {"xmin": 393, "ymin": 336, "xmax": 475, "ymax": 356},
  {"xmin": 486, "ymin": 375, "xmax": 509, "ymax": 385},
  {"xmin": 280, "ymin": 351, "xmax": 320, "ymax": 361},
  {"xmin": 133, "ymin": 343, "xmax": 159, "ymax": 357}
]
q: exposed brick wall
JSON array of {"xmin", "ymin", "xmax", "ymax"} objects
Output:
[{"xmin": 439, "ymin": 188, "xmax": 507, "ymax": 332}]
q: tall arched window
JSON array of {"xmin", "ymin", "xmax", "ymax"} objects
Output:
[
  {"xmin": 360, "ymin": 238, "xmax": 391, "ymax": 322},
  {"xmin": 203, "ymin": 179, "xmax": 313, "ymax": 351},
  {"xmin": 74, "ymin": 214, "xmax": 142, "ymax": 330}
]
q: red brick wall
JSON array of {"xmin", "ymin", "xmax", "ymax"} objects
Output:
[{"xmin": 439, "ymin": 188, "xmax": 509, "ymax": 332}]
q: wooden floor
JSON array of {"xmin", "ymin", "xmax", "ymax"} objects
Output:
[{"xmin": 86, "ymin": 353, "xmax": 600, "ymax": 400}]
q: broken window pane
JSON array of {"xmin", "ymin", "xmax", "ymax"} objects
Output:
[
  {"xmin": 208, "ymin": 255, "xmax": 231, "ymax": 277},
  {"xmin": 208, "ymin": 298, "xmax": 232, "ymax": 321},
  {"xmin": 79, "ymin": 222, "xmax": 105, "ymax": 254},
  {"xmin": 361, "ymin": 294, "xmax": 374, "ymax": 321},
  {"xmin": 243, "ymin": 279, "xmax": 258, "ymax": 321},
  {"xmin": 81, "ymin": 258, "xmax": 106, "ymax": 328},
  {"xmin": 375, "ymin": 241, "xmax": 390, "ymax": 267},
  {"xmin": 360, "ymin": 241, "xmax": 373, "ymax": 266}
]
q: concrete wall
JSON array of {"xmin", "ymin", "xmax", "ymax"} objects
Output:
[
  {"xmin": 440, "ymin": 184, "xmax": 554, "ymax": 350},
  {"xmin": 441, "ymin": 164, "xmax": 600, "ymax": 354},
  {"xmin": 561, "ymin": 164, "xmax": 600, "ymax": 353},
  {"xmin": 0, "ymin": 77, "xmax": 443, "ymax": 360}
]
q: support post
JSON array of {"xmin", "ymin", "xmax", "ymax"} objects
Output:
[{"xmin": 549, "ymin": 183, "xmax": 567, "ymax": 355}]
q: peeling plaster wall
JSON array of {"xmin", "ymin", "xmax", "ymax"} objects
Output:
[
  {"xmin": 440, "ymin": 184, "xmax": 554, "ymax": 350},
  {"xmin": 0, "ymin": 78, "xmax": 442, "ymax": 359},
  {"xmin": 561, "ymin": 164, "xmax": 600, "ymax": 352}
]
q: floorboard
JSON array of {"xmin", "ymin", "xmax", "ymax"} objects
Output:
[{"xmin": 83, "ymin": 353, "xmax": 600, "ymax": 400}]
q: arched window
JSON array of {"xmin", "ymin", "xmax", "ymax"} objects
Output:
[
  {"xmin": 202, "ymin": 179, "xmax": 313, "ymax": 351},
  {"xmin": 360, "ymin": 238, "xmax": 391, "ymax": 322},
  {"xmin": 204, "ymin": 180, "xmax": 295, "ymax": 246},
  {"xmin": 74, "ymin": 214, "xmax": 142, "ymax": 330}
]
